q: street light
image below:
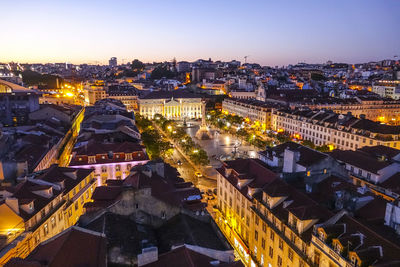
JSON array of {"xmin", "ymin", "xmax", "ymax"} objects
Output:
[
  {"xmin": 193, "ymin": 149, "xmax": 199, "ymax": 153},
  {"xmin": 167, "ymin": 125, "xmax": 172, "ymax": 131}
]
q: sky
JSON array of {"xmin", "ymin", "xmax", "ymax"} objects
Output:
[{"xmin": 1, "ymin": 0, "xmax": 399, "ymax": 66}]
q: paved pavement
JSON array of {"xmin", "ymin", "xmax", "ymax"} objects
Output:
[
  {"xmin": 161, "ymin": 121, "xmax": 262, "ymax": 193},
  {"xmin": 185, "ymin": 121, "xmax": 260, "ymax": 176}
]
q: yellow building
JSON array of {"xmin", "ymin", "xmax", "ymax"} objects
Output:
[
  {"xmin": 215, "ymin": 158, "xmax": 400, "ymax": 267},
  {"xmin": 0, "ymin": 165, "xmax": 96, "ymax": 265}
]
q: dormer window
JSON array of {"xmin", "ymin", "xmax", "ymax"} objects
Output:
[
  {"xmin": 29, "ymin": 202, "xmax": 33, "ymax": 210},
  {"xmin": 319, "ymin": 231, "xmax": 325, "ymax": 240}
]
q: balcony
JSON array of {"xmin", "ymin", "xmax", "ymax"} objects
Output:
[{"xmin": 251, "ymin": 206, "xmax": 313, "ymax": 265}]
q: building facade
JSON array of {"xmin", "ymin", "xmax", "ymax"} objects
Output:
[
  {"xmin": 138, "ymin": 91, "xmax": 203, "ymax": 120},
  {"xmin": 271, "ymin": 109, "xmax": 400, "ymax": 150},
  {"xmin": 372, "ymin": 80, "xmax": 400, "ymax": 99},
  {"xmin": 222, "ymin": 98, "xmax": 276, "ymax": 130},
  {"xmin": 0, "ymin": 165, "xmax": 96, "ymax": 265},
  {"xmin": 0, "ymin": 79, "xmax": 40, "ymax": 126},
  {"xmin": 69, "ymin": 141, "xmax": 149, "ymax": 186}
]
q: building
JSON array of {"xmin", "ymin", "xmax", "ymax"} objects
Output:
[
  {"xmin": 329, "ymin": 146, "xmax": 400, "ymax": 200},
  {"xmin": 177, "ymin": 61, "xmax": 191, "ymax": 73},
  {"xmin": 84, "ymin": 80, "xmax": 107, "ymax": 105},
  {"xmin": 304, "ymin": 96, "xmax": 400, "ymax": 125},
  {"xmin": 109, "ymin": 57, "xmax": 117, "ymax": 67},
  {"xmin": 271, "ymin": 108, "xmax": 400, "ymax": 150},
  {"xmin": 200, "ymin": 80, "xmax": 227, "ymax": 94},
  {"xmin": 138, "ymin": 90, "xmax": 203, "ymax": 120},
  {"xmin": 84, "ymin": 81, "xmax": 139, "ymax": 111},
  {"xmin": 107, "ymin": 84, "xmax": 139, "ymax": 111},
  {"xmin": 69, "ymin": 141, "xmax": 149, "ymax": 185},
  {"xmin": 77, "ymin": 161, "xmax": 234, "ymax": 266},
  {"xmin": 5, "ymin": 226, "xmax": 107, "ymax": 267},
  {"xmin": 0, "ymin": 165, "xmax": 95, "ymax": 265},
  {"xmin": 372, "ymin": 80, "xmax": 400, "ymax": 99},
  {"xmin": 0, "ymin": 79, "xmax": 40, "ymax": 126},
  {"xmin": 216, "ymin": 158, "xmax": 400, "ymax": 267},
  {"xmin": 222, "ymin": 98, "xmax": 278, "ymax": 130},
  {"xmin": 230, "ymin": 90, "xmax": 257, "ymax": 100}
]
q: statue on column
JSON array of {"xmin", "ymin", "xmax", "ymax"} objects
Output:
[{"xmin": 195, "ymin": 100, "xmax": 213, "ymax": 140}]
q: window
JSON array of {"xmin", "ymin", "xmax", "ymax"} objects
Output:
[
  {"xmin": 314, "ymin": 251, "xmax": 320, "ymax": 265},
  {"xmin": 101, "ymin": 166, "xmax": 107, "ymax": 173},
  {"xmin": 75, "ymin": 202, "xmax": 79, "ymax": 211},
  {"xmin": 277, "ymin": 255, "xmax": 282, "ymax": 267},
  {"xmin": 58, "ymin": 212, "xmax": 63, "ymax": 222},
  {"xmin": 269, "ymin": 247, "xmax": 274, "ymax": 258},
  {"xmin": 279, "ymin": 239, "xmax": 283, "ymax": 250},
  {"xmin": 255, "ymin": 230, "xmax": 258, "ymax": 241},
  {"xmin": 43, "ymin": 223, "xmax": 49, "ymax": 236},
  {"xmin": 261, "ymin": 238, "xmax": 265, "ymax": 249},
  {"xmin": 116, "ymin": 165, "xmax": 121, "ymax": 171},
  {"xmin": 270, "ymin": 231, "xmax": 275, "ymax": 241},
  {"xmin": 51, "ymin": 216, "xmax": 56, "ymax": 228},
  {"xmin": 35, "ymin": 234, "xmax": 40, "ymax": 245},
  {"xmin": 288, "ymin": 249, "xmax": 293, "ymax": 261},
  {"xmin": 262, "ymin": 222, "xmax": 266, "ymax": 233},
  {"xmin": 255, "ymin": 216, "xmax": 259, "ymax": 225},
  {"xmin": 306, "ymin": 171, "xmax": 311, "ymax": 177}
]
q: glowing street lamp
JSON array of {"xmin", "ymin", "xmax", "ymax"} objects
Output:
[{"xmin": 193, "ymin": 149, "xmax": 199, "ymax": 153}]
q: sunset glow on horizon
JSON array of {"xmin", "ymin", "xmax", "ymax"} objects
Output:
[{"xmin": 1, "ymin": 0, "xmax": 399, "ymax": 65}]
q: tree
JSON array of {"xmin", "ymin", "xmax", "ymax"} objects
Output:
[
  {"xmin": 301, "ymin": 140, "xmax": 316, "ymax": 149},
  {"xmin": 151, "ymin": 65, "xmax": 175, "ymax": 79},
  {"xmin": 316, "ymin": 145, "xmax": 330, "ymax": 152},
  {"xmin": 311, "ymin": 73, "xmax": 327, "ymax": 81},
  {"xmin": 131, "ymin": 59, "xmax": 145, "ymax": 72}
]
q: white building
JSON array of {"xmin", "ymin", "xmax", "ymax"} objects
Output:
[{"xmin": 138, "ymin": 91, "xmax": 202, "ymax": 119}]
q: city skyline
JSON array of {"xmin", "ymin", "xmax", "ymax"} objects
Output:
[{"xmin": 1, "ymin": 0, "xmax": 400, "ymax": 66}]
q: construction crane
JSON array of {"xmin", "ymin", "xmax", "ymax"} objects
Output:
[{"xmin": 244, "ymin": 55, "xmax": 250, "ymax": 64}]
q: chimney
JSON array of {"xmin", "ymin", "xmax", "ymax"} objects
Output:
[
  {"xmin": 6, "ymin": 198, "xmax": 19, "ymax": 214},
  {"xmin": 137, "ymin": 246, "xmax": 158, "ymax": 266}
]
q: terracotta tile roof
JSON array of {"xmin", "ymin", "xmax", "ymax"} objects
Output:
[
  {"xmin": 143, "ymin": 245, "xmax": 242, "ymax": 267},
  {"xmin": 11, "ymin": 180, "xmax": 63, "ymax": 221},
  {"xmin": 329, "ymin": 149, "xmax": 391, "ymax": 174},
  {"xmin": 5, "ymin": 226, "xmax": 106, "ymax": 267}
]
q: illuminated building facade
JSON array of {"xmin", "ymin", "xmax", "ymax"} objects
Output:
[
  {"xmin": 222, "ymin": 98, "xmax": 276, "ymax": 130},
  {"xmin": 304, "ymin": 98, "xmax": 400, "ymax": 125},
  {"xmin": 69, "ymin": 141, "xmax": 149, "ymax": 185},
  {"xmin": 0, "ymin": 79, "xmax": 40, "ymax": 126},
  {"xmin": 216, "ymin": 158, "xmax": 400, "ymax": 267},
  {"xmin": 138, "ymin": 91, "xmax": 202, "ymax": 120},
  {"xmin": 372, "ymin": 80, "xmax": 400, "ymax": 99},
  {"xmin": 0, "ymin": 165, "xmax": 95, "ymax": 265},
  {"xmin": 271, "ymin": 109, "xmax": 400, "ymax": 150},
  {"xmin": 83, "ymin": 80, "xmax": 107, "ymax": 105}
]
